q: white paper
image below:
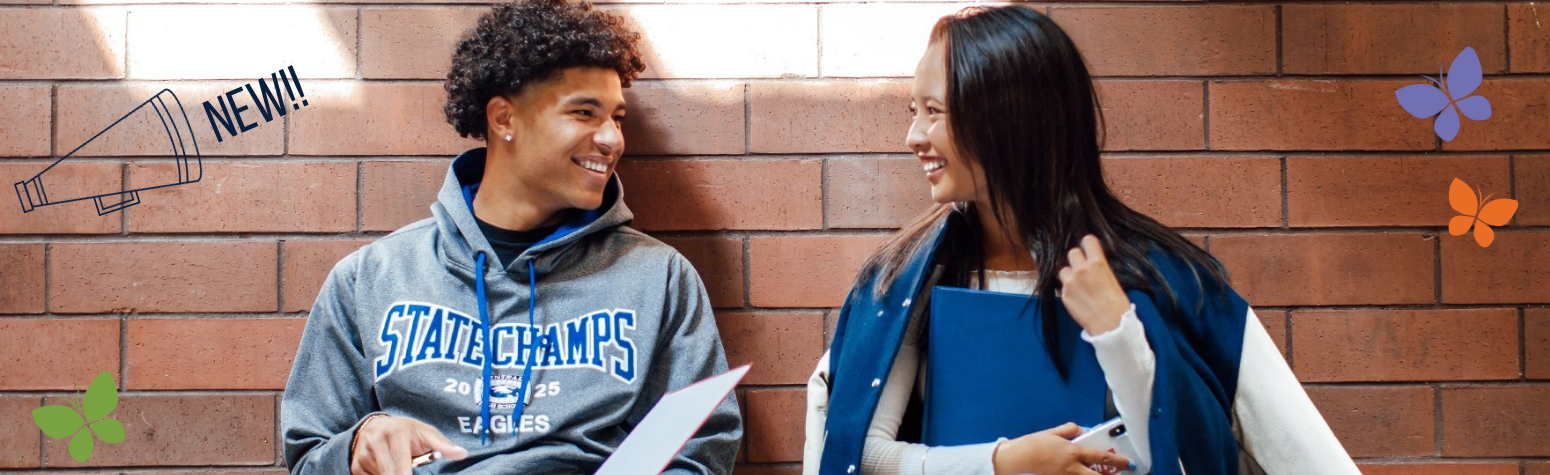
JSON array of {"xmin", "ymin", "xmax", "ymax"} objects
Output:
[{"xmin": 594, "ymin": 365, "xmax": 750, "ymax": 475}]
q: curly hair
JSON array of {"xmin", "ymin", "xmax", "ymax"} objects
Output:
[{"xmin": 444, "ymin": 0, "xmax": 646, "ymax": 139}]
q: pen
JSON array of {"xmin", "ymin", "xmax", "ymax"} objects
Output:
[{"xmin": 411, "ymin": 451, "xmax": 443, "ymax": 467}]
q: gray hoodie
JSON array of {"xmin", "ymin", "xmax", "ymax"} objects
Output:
[{"xmin": 282, "ymin": 148, "xmax": 742, "ymax": 474}]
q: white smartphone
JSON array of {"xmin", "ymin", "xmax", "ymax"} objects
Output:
[{"xmin": 1071, "ymin": 417, "xmax": 1149, "ymax": 475}]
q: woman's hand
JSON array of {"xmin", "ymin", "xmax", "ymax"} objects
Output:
[
  {"xmin": 351, "ymin": 415, "xmax": 468, "ymax": 475},
  {"xmin": 993, "ymin": 423, "xmax": 1132, "ymax": 475},
  {"xmin": 1057, "ymin": 235, "xmax": 1132, "ymax": 335}
]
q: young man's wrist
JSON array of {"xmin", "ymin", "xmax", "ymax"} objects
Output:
[{"xmin": 350, "ymin": 413, "xmax": 390, "ymax": 464}]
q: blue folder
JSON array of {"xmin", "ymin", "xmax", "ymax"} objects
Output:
[{"xmin": 922, "ymin": 285, "xmax": 1110, "ymax": 446}]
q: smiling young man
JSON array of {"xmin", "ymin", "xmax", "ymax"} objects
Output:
[{"xmin": 280, "ymin": 1, "xmax": 742, "ymax": 473}]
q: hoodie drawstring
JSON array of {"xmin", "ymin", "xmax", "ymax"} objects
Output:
[
  {"xmin": 473, "ymin": 252, "xmax": 543, "ymax": 445},
  {"xmin": 512, "ymin": 260, "xmax": 539, "ymax": 431},
  {"xmin": 475, "ymin": 252, "xmax": 493, "ymax": 445}
]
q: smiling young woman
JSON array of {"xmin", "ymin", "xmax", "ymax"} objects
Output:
[{"xmin": 804, "ymin": 6, "xmax": 1360, "ymax": 475}]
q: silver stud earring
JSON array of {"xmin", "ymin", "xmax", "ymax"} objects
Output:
[{"xmin": 504, "ymin": 134, "xmax": 513, "ymax": 142}]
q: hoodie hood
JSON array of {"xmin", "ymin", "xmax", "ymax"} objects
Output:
[{"xmin": 431, "ymin": 147, "xmax": 634, "ymax": 276}]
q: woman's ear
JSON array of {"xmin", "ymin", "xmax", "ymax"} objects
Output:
[{"xmin": 486, "ymin": 95, "xmax": 515, "ymax": 142}]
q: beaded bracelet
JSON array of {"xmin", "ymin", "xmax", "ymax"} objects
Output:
[{"xmin": 350, "ymin": 413, "xmax": 389, "ymax": 464}]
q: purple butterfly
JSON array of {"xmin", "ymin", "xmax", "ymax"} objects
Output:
[{"xmin": 1395, "ymin": 47, "xmax": 1492, "ymax": 141}]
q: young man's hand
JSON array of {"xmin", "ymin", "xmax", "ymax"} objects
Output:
[
  {"xmin": 992, "ymin": 422, "xmax": 1131, "ymax": 475},
  {"xmin": 351, "ymin": 415, "xmax": 468, "ymax": 475}
]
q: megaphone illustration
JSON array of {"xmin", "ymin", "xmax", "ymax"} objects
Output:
[{"xmin": 14, "ymin": 88, "xmax": 201, "ymax": 216}]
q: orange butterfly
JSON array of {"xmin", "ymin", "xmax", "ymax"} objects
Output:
[{"xmin": 1449, "ymin": 178, "xmax": 1518, "ymax": 247}]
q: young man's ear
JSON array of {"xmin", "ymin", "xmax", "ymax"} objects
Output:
[{"xmin": 486, "ymin": 95, "xmax": 516, "ymax": 141}]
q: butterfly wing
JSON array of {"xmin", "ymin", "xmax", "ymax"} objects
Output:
[
  {"xmin": 32, "ymin": 405, "xmax": 85, "ymax": 439},
  {"xmin": 1449, "ymin": 178, "xmax": 1478, "ymax": 215},
  {"xmin": 1474, "ymin": 219, "xmax": 1496, "ymax": 247},
  {"xmin": 90, "ymin": 418, "xmax": 125, "ymax": 444},
  {"xmin": 1457, "ymin": 95, "xmax": 1492, "ymax": 121},
  {"xmin": 1435, "ymin": 104, "xmax": 1461, "ymax": 141},
  {"xmin": 1396, "ymin": 84, "xmax": 1450, "ymax": 118},
  {"xmin": 84, "ymin": 370, "xmax": 118, "ymax": 421},
  {"xmin": 1449, "ymin": 215, "xmax": 1476, "ymax": 236},
  {"xmin": 68, "ymin": 428, "xmax": 95, "ymax": 462},
  {"xmin": 1478, "ymin": 198, "xmax": 1519, "ymax": 226},
  {"xmin": 1447, "ymin": 47, "xmax": 1484, "ymax": 99}
]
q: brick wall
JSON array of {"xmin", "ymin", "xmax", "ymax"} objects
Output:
[{"xmin": 1, "ymin": 0, "xmax": 1547, "ymax": 473}]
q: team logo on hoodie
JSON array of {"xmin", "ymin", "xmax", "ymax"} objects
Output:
[
  {"xmin": 373, "ymin": 302, "xmax": 638, "ymax": 384},
  {"xmin": 488, "ymin": 375, "xmax": 522, "ymax": 407}
]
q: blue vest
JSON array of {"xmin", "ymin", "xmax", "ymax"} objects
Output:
[{"xmin": 818, "ymin": 215, "xmax": 1249, "ymax": 475}]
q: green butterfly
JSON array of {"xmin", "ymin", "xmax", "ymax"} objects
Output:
[{"xmin": 32, "ymin": 371, "xmax": 125, "ymax": 462}]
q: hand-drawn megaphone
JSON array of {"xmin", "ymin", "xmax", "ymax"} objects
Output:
[{"xmin": 14, "ymin": 88, "xmax": 201, "ymax": 216}]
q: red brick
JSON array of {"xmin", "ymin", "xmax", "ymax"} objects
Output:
[
  {"xmin": 360, "ymin": 8, "xmax": 483, "ymax": 79},
  {"xmin": 658, "ymin": 237, "xmax": 745, "ymax": 308},
  {"xmin": 618, "ymin": 5, "xmax": 817, "ymax": 79},
  {"xmin": 1306, "ymin": 386, "xmax": 1434, "ymax": 457},
  {"xmin": 1293, "ymin": 309, "xmax": 1519, "ymax": 382},
  {"xmin": 1360, "ymin": 463, "xmax": 1519, "ymax": 475},
  {"xmin": 0, "ymin": 319, "xmax": 120, "ymax": 390},
  {"xmin": 734, "ymin": 466, "xmax": 802, "ymax": 475},
  {"xmin": 126, "ymin": 6, "xmax": 356, "ymax": 79},
  {"xmin": 1530, "ymin": 309, "xmax": 1550, "ymax": 380},
  {"xmin": 1212, "ymin": 233, "xmax": 1436, "ymax": 306},
  {"xmin": 1531, "ymin": 462, "xmax": 1550, "ymax": 475},
  {"xmin": 750, "ymin": 81, "xmax": 910, "ymax": 154},
  {"xmin": 1055, "ymin": 6, "xmax": 1275, "ymax": 76},
  {"xmin": 749, "ymin": 235, "xmax": 887, "ymax": 308},
  {"xmin": 1097, "ymin": 80, "xmax": 1204, "ymax": 151},
  {"xmin": 56, "ymin": 83, "xmax": 285, "ymax": 157},
  {"xmin": 1441, "ymin": 232, "xmax": 1550, "ymax": 304},
  {"xmin": 1104, "ymin": 156, "xmax": 1281, "ymax": 228},
  {"xmin": 1441, "ymin": 386, "xmax": 1550, "ymax": 456},
  {"xmin": 715, "ymin": 313, "xmax": 823, "ymax": 385},
  {"xmin": 289, "ymin": 82, "xmax": 480, "ymax": 156},
  {"xmin": 1444, "ymin": 80, "xmax": 1550, "ymax": 151},
  {"xmin": 1209, "ymin": 80, "xmax": 1434, "ymax": 151},
  {"xmin": 1283, "ymin": 5, "xmax": 1504, "ymax": 75},
  {"xmin": 818, "ymin": 3, "xmax": 986, "ymax": 77},
  {"xmin": 743, "ymin": 389, "xmax": 805, "ymax": 463},
  {"xmin": 1184, "ymin": 233, "xmax": 1207, "ymax": 249},
  {"xmin": 43, "ymin": 394, "xmax": 275, "ymax": 466},
  {"xmin": 1510, "ymin": 5, "xmax": 1550, "ymax": 73},
  {"xmin": 1255, "ymin": 309, "xmax": 1287, "ymax": 358},
  {"xmin": 622, "ymin": 81, "xmax": 746, "ymax": 155},
  {"xmin": 0, "ymin": 162, "xmax": 123, "ymax": 234},
  {"xmin": 361, "ymin": 160, "xmax": 446, "ymax": 231},
  {"xmin": 51, "ymin": 242, "xmax": 278, "ymax": 313},
  {"xmin": 618, "ymin": 159, "xmax": 822, "ymax": 231},
  {"xmin": 0, "ymin": 9, "xmax": 124, "ymax": 79},
  {"xmin": 128, "ymin": 318, "xmax": 305, "ymax": 389},
  {"xmin": 283, "ymin": 239, "xmax": 371, "ymax": 313},
  {"xmin": 0, "ymin": 397, "xmax": 40, "ymax": 468},
  {"xmin": 0, "ymin": 85, "xmax": 51, "ymax": 156},
  {"xmin": 0, "ymin": 244, "xmax": 45, "ymax": 313},
  {"xmin": 128, "ymin": 161, "xmax": 356, "ymax": 233},
  {"xmin": 827, "ymin": 155, "xmax": 934, "ymax": 229},
  {"xmin": 1518, "ymin": 155, "xmax": 1550, "ymax": 225},
  {"xmin": 1288, "ymin": 155, "xmax": 1511, "ymax": 227}
]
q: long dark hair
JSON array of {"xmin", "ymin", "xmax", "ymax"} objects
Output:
[{"xmin": 858, "ymin": 6, "xmax": 1228, "ymax": 376}]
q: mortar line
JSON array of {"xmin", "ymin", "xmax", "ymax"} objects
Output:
[
  {"xmin": 1433, "ymin": 385, "xmax": 1444, "ymax": 456},
  {"xmin": 277, "ymin": 239, "xmax": 287, "ymax": 314}
]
